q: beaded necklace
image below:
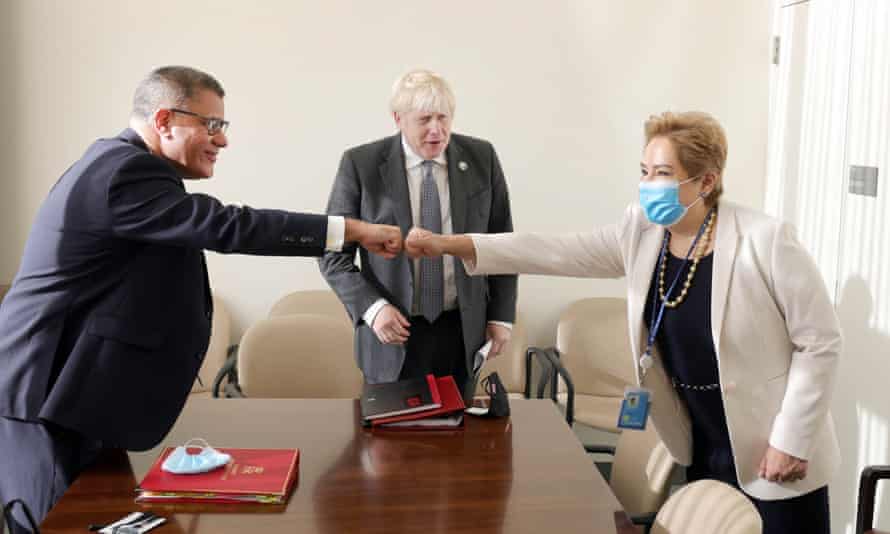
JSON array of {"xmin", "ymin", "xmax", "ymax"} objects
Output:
[{"xmin": 658, "ymin": 208, "xmax": 716, "ymax": 308}]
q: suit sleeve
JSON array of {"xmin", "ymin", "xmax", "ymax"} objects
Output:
[
  {"xmin": 484, "ymin": 144, "xmax": 518, "ymax": 323},
  {"xmin": 317, "ymin": 151, "xmax": 386, "ymax": 326},
  {"xmin": 767, "ymin": 222, "xmax": 842, "ymax": 459},
  {"xmin": 108, "ymin": 152, "xmax": 327, "ymax": 256}
]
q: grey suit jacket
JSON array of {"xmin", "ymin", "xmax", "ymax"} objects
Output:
[{"xmin": 319, "ymin": 133, "xmax": 517, "ymax": 383}]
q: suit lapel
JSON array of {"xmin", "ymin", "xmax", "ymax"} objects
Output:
[
  {"xmin": 379, "ymin": 136, "xmax": 413, "ymax": 238},
  {"xmin": 710, "ymin": 203, "xmax": 739, "ymax": 362},
  {"xmin": 628, "ymin": 222, "xmax": 664, "ymax": 383},
  {"xmin": 446, "ymin": 140, "xmax": 469, "ymax": 234}
]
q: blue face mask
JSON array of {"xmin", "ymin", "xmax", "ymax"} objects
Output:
[
  {"xmin": 639, "ymin": 177, "xmax": 704, "ymax": 226},
  {"xmin": 161, "ymin": 438, "xmax": 231, "ymax": 475}
]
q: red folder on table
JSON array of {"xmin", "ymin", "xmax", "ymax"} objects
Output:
[
  {"xmin": 136, "ymin": 448, "xmax": 299, "ymax": 504},
  {"xmin": 368, "ymin": 375, "xmax": 466, "ymax": 428}
]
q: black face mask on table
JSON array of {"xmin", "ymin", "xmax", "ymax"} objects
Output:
[{"xmin": 479, "ymin": 372, "xmax": 510, "ymax": 418}]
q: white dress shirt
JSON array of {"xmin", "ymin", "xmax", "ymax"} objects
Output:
[{"xmin": 325, "ymin": 216, "xmax": 345, "ymax": 252}]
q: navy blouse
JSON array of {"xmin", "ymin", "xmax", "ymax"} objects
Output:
[{"xmin": 642, "ymin": 251, "xmax": 736, "ymax": 483}]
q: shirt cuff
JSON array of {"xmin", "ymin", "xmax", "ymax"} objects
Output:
[
  {"xmin": 325, "ymin": 216, "xmax": 345, "ymax": 252},
  {"xmin": 363, "ymin": 298, "xmax": 389, "ymax": 327},
  {"xmin": 487, "ymin": 320, "xmax": 513, "ymax": 330}
]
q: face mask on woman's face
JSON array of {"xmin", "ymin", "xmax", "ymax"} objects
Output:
[{"xmin": 639, "ymin": 177, "xmax": 705, "ymax": 226}]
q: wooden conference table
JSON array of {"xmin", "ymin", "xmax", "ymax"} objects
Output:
[{"xmin": 42, "ymin": 398, "xmax": 638, "ymax": 534}]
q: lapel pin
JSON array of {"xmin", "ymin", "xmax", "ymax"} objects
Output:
[{"xmin": 458, "ymin": 161, "xmax": 469, "ymax": 171}]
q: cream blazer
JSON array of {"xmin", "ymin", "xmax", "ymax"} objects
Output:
[{"xmin": 466, "ymin": 202, "xmax": 841, "ymax": 500}]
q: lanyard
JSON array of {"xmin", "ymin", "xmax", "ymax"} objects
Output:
[{"xmin": 639, "ymin": 208, "xmax": 714, "ymax": 376}]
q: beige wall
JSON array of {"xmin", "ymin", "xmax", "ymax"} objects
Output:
[
  {"xmin": 0, "ymin": 0, "xmax": 770, "ymax": 345},
  {"xmin": 767, "ymin": 1, "xmax": 890, "ymax": 531}
]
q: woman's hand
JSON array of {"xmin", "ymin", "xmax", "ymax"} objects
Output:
[
  {"xmin": 405, "ymin": 227, "xmax": 445, "ymax": 258},
  {"xmin": 759, "ymin": 445, "xmax": 808, "ymax": 483},
  {"xmin": 405, "ymin": 227, "xmax": 478, "ymax": 263}
]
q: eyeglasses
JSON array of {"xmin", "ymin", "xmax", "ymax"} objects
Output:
[{"xmin": 169, "ymin": 108, "xmax": 230, "ymax": 136}]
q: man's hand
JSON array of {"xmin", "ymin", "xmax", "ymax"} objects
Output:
[
  {"xmin": 345, "ymin": 219, "xmax": 402, "ymax": 259},
  {"xmin": 405, "ymin": 227, "xmax": 444, "ymax": 258},
  {"xmin": 758, "ymin": 445, "xmax": 808, "ymax": 483},
  {"xmin": 372, "ymin": 304, "xmax": 411, "ymax": 345},
  {"xmin": 486, "ymin": 323, "xmax": 511, "ymax": 359}
]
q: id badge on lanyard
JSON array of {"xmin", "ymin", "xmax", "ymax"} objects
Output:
[
  {"xmin": 623, "ymin": 209, "xmax": 712, "ymax": 430},
  {"xmin": 617, "ymin": 386, "xmax": 651, "ymax": 430}
]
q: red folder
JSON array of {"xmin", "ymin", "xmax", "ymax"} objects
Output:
[
  {"xmin": 136, "ymin": 448, "xmax": 299, "ymax": 504},
  {"xmin": 370, "ymin": 376, "xmax": 466, "ymax": 427}
]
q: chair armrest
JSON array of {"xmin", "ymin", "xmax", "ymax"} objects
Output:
[
  {"xmin": 524, "ymin": 346, "xmax": 545, "ymax": 398},
  {"xmin": 525, "ymin": 347, "xmax": 559, "ymax": 402},
  {"xmin": 631, "ymin": 512, "xmax": 657, "ymax": 533},
  {"xmin": 526, "ymin": 346, "xmax": 575, "ymax": 426},
  {"xmin": 525, "ymin": 346, "xmax": 550, "ymax": 398},
  {"xmin": 223, "ymin": 382, "xmax": 245, "ymax": 398},
  {"xmin": 524, "ymin": 346, "xmax": 564, "ymax": 400},
  {"xmin": 857, "ymin": 465, "xmax": 890, "ymax": 534},
  {"xmin": 212, "ymin": 345, "xmax": 242, "ymax": 398},
  {"xmin": 585, "ymin": 444, "xmax": 617, "ymax": 456},
  {"xmin": 3, "ymin": 499, "xmax": 40, "ymax": 533}
]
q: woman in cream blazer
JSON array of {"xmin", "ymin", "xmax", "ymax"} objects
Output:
[{"xmin": 405, "ymin": 112, "xmax": 840, "ymax": 534}]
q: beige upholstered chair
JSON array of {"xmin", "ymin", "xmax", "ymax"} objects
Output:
[
  {"xmin": 191, "ymin": 295, "xmax": 232, "ymax": 397},
  {"xmin": 268, "ymin": 289, "xmax": 351, "ymax": 325},
  {"xmin": 553, "ymin": 297, "xmax": 636, "ymax": 431},
  {"xmin": 237, "ymin": 314, "xmax": 363, "ymax": 398},
  {"xmin": 587, "ymin": 424, "xmax": 675, "ymax": 528},
  {"xmin": 651, "ymin": 479, "xmax": 762, "ymax": 534},
  {"xmin": 473, "ymin": 314, "xmax": 527, "ymax": 398},
  {"xmin": 0, "ymin": 284, "xmax": 10, "ymax": 303}
]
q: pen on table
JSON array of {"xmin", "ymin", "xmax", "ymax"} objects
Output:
[
  {"xmin": 115, "ymin": 516, "xmax": 167, "ymax": 534},
  {"xmin": 88, "ymin": 512, "xmax": 143, "ymax": 532}
]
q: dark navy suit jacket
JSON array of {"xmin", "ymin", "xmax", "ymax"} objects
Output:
[{"xmin": 0, "ymin": 129, "xmax": 327, "ymax": 450}]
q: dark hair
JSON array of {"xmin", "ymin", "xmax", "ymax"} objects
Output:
[{"xmin": 131, "ymin": 66, "xmax": 225, "ymax": 121}]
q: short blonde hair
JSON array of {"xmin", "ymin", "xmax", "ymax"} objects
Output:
[
  {"xmin": 390, "ymin": 69, "xmax": 456, "ymax": 116},
  {"xmin": 644, "ymin": 111, "xmax": 728, "ymax": 205}
]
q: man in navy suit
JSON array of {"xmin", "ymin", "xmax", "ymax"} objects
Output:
[{"xmin": 0, "ymin": 65, "xmax": 401, "ymax": 530}]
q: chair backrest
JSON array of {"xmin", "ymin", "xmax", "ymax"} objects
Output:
[
  {"xmin": 474, "ymin": 314, "xmax": 527, "ymax": 396},
  {"xmin": 238, "ymin": 314, "xmax": 363, "ymax": 398},
  {"xmin": 556, "ymin": 297, "xmax": 635, "ymax": 397},
  {"xmin": 651, "ymin": 479, "xmax": 762, "ymax": 534},
  {"xmin": 268, "ymin": 289, "xmax": 351, "ymax": 324},
  {"xmin": 192, "ymin": 295, "xmax": 232, "ymax": 394},
  {"xmin": 609, "ymin": 424, "xmax": 675, "ymax": 517}
]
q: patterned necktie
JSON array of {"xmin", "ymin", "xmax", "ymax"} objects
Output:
[{"xmin": 419, "ymin": 160, "xmax": 444, "ymax": 322}]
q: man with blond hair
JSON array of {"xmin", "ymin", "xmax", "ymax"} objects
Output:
[{"xmin": 319, "ymin": 69, "xmax": 516, "ymax": 395}]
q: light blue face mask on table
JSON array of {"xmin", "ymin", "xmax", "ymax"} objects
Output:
[{"xmin": 161, "ymin": 438, "xmax": 231, "ymax": 475}]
